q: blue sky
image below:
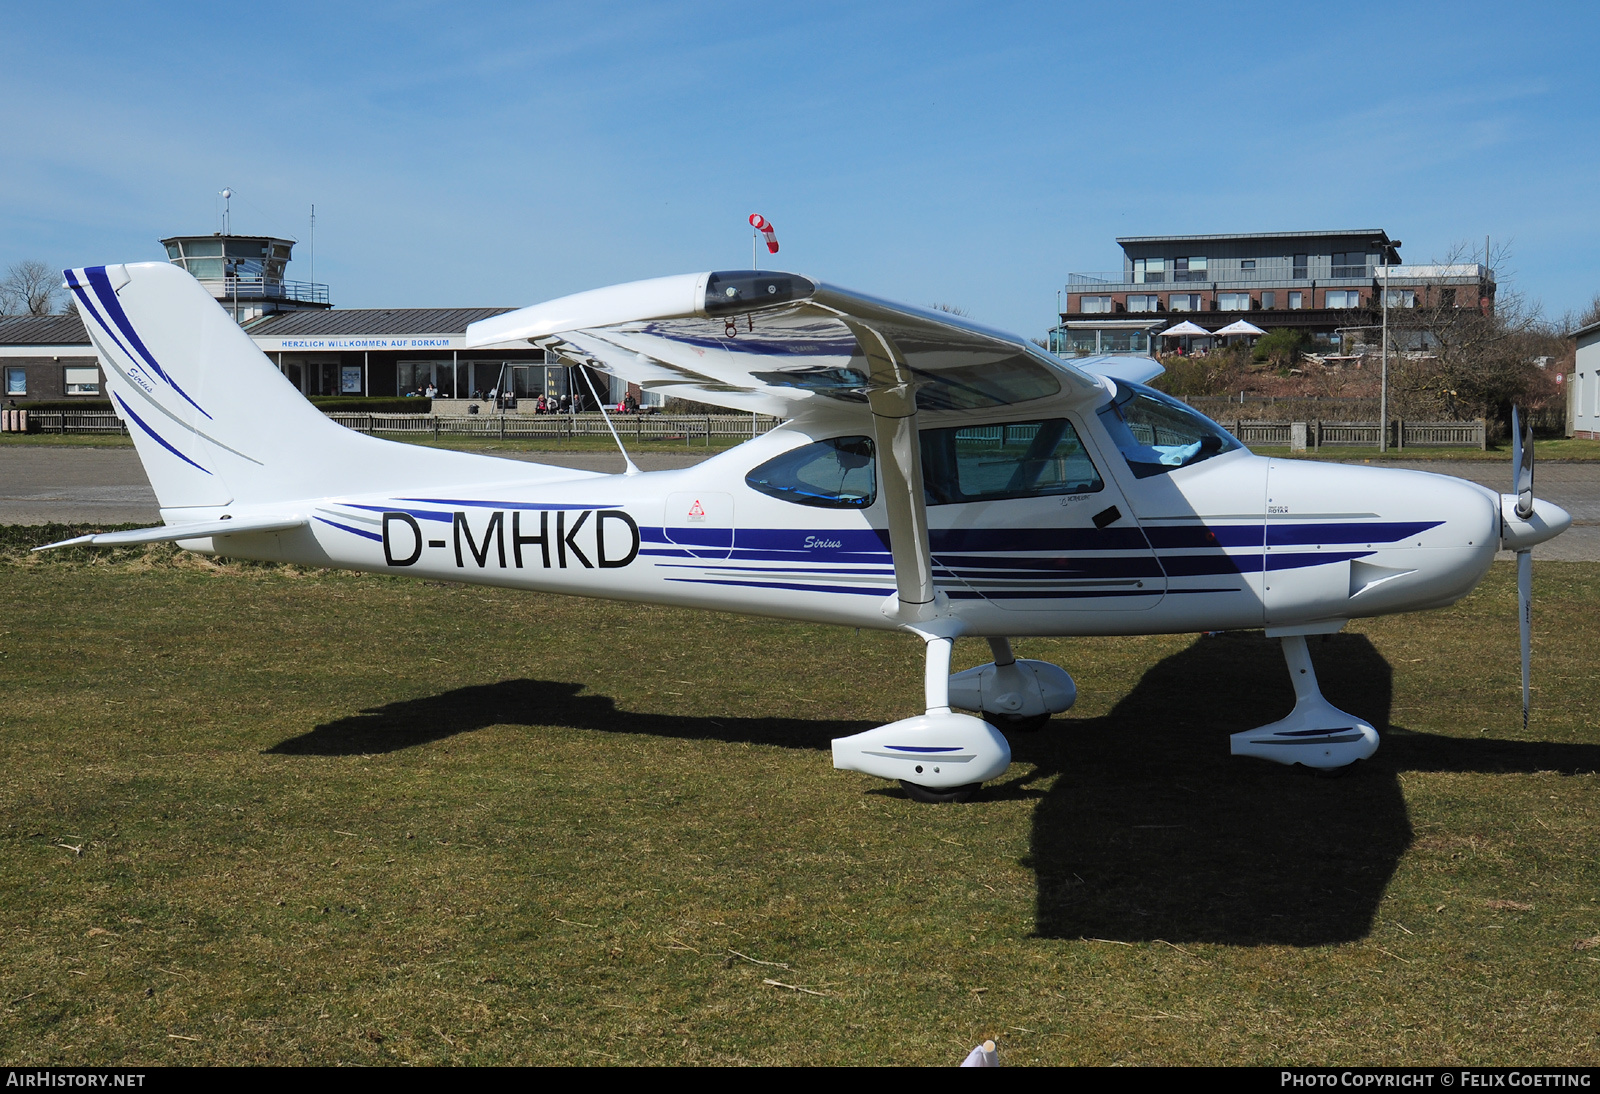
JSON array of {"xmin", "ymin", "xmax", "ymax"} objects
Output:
[{"xmin": 2, "ymin": 1, "xmax": 1597, "ymax": 335}]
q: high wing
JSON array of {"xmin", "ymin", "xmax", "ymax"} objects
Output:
[
  {"xmin": 466, "ymin": 270, "xmax": 1142, "ymax": 628},
  {"xmin": 464, "ymin": 270, "xmax": 1113, "ymax": 418}
]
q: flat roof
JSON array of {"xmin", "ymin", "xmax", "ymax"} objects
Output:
[
  {"xmin": 247, "ymin": 307, "xmax": 515, "ymax": 338},
  {"xmin": 1117, "ymin": 229, "xmax": 1393, "ymax": 245}
]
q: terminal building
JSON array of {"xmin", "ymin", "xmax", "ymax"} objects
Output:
[
  {"xmin": 1049, "ymin": 229, "xmax": 1496, "ymax": 355},
  {"xmin": 1570, "ymin": 319, "xmax": 1600, "ymax": 439},
  {"xmin": 2, "ymin": 232, "xmax": 644, "ymax": 407}
]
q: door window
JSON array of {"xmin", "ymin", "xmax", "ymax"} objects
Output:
[{"xmin": 920, "ymin": 419, "xmax": 1102, "ymax": 505}]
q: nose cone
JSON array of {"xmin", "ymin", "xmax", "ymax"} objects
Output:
[{"xmin": 1500, "ymin": 495, "xmax": 1573, "ymax": 552}]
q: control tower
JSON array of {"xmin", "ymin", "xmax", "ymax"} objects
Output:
[{"xmin": 160, "ymin": 234, "xmax": 330, "ymax": 325}]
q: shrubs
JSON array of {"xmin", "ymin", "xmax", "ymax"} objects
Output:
[{"xmin": 1252, "ymin": 328, "xmax": 1310, "ymax": 368}]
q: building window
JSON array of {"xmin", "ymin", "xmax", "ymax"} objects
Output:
[
  {"xmin": 1326, "ymin": 290, "xmax": 1362, "ymax": 309},
  {"xmin": 1293, "ymin": 254, "xmax": 1308, "ymax": 279},
  {"xmin": 1168, "ymin": 293, "xmax": 1199, "ymax": 312},
  {"xmin": 1066, "ymin": 330, "xmax": 1098, "ymax": 354},
  {"xmin": 1383, "ymin": 290, "xmax": 1416, "ymax": 308},
  {"xmin": 4, "ymin": 367, "xmax": 24, "ymax": 396},
  {"xmin": 1080, "ymin": 296, "xmax": 1113, "ymax": 314},
  {"xmin": 1331, "ymin": 252, "xmax": 1370, "ymax": 279},
  {"xmin": 1099, "ymin": 330, "xmax": 1150, "ymax": 354},
  {"xmin": 1133, "ymin": 259, "xmax": 1164, "ymax": 284},
  {"xmin": 1126, "ymin": 294, "xmax": 1160, "ymax": 313},
  {"xmin": 1288, "ymin": 291, "xmax": 1304, "ymax": 309},
  {"xmin": 1174, "ymin": 256, "xmax": 1207, "ymax": 282},
  {"xmin": 1218, "ymin": 292, "xmax": 1252, "ymax": 311},
  {"xmin": 63, "ymin": 366, "xmax": 100, "ymax": 396},
  {"xmin": 1241, "ymin": 260, "xmax": 1256, "ymax": 271},
  {"xmin": 1261, "ymin": 291, "xmax": 1275, "ymax": 309},
  {"xmin": 1441, "ymin": 288, "xmax": 1456, "ymax": 308}
]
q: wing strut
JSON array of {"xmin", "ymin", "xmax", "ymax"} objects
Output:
[{"xmin": 843, "ymin": 319, "xmax": 936, "ymax": 623}]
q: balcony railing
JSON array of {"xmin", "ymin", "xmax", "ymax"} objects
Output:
[
  {"xmin": 1066, "ymin": 259, "xmax": 1388, "ymax": 290},
  {"xmin": 199, "ymin": 277, "xmax": 329, "ymax": 304}
]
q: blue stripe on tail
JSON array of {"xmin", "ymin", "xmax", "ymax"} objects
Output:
[{"xmin": 113, "ymin": 393, "xmax": 212, "ymax": 475}]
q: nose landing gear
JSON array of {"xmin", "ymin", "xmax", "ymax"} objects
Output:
[{"xmin": 1229, "ymin": 631, "xmax": 1378, "ymax": 770}]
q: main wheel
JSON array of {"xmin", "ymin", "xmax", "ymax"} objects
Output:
[
  {"xmin": 899, "ymin": 780, "xmax": 981, "ymax": 804},
  {"xmin": 990, "ymin": 712, "xmax": 1051, "ymax": 734}
]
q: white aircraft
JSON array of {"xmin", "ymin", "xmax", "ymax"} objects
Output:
[{"xmin": 46, "ymin": 262, "xmax": 1571, "ymax": 802}]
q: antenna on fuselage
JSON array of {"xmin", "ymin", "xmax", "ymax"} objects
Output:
[{"xmin": 578, "ymin": 365, "xmax": 640, "ymax": 476}]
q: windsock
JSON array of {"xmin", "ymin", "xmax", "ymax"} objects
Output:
[{"xmin": 749, "ymin": 213, "xmax": 779, "ymax": 255}]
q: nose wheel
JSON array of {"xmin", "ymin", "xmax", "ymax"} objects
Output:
[
  {"xmin": 899, "ymin": 780, "xmax": 981, "ymax": 804},
  {"xmin": 991, "ymin": 711, "xmax": 1052, "ymax": 734}
]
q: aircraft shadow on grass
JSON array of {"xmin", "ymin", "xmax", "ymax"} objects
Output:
[{"xmin": 269, "ymin": 633, "xmax": 1600, "ymax": 948}]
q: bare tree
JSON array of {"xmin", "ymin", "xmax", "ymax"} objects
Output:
[
  {"xmin": 0, "ymin": 261, "xmax": 66, "ymax": 316},
  {"xmin": 1380, "ymin": 241, "xmax": 1548, "ymax": 435},
  {"xmin": 1562, "ymin": 291, "xmax": 1600, "ymax": 333},
  {"xmin": 928, "ymin": 303, "xmax": 969, "ymax": 316}
]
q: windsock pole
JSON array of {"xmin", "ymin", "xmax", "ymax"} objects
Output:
[{"xmin": 749, "ymin": 214, "xmax": 778, "ymax": 269}]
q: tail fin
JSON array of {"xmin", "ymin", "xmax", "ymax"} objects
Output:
[{"xmin": 67, "ymin": 262, "xmax": 583, "ymax": 513}]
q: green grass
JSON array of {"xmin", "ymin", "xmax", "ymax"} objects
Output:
[{"xmin": 0, "ymin": 540, "xmax": 1597, "ymax": 1065}]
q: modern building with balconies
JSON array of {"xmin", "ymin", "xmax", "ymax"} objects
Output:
[{"xmin": 1049, "ymin": 230, "xmax": 1495, "ymax": 355}]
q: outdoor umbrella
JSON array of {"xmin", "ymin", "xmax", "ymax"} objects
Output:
[
  {"xmin": 1159, "ymin": 321, "xmax": 1209, "ymax": 337},
  {"xmin": 1213, "ymin": 319, "xmax": 1267, "ymax": 337}
]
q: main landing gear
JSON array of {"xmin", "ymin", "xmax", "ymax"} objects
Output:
[
  {"xmin": 1229, "ymin": 633, "xmax": 1379, "ymax": 770},
  {"xmin": 831, "ymin": 634, "xmax": 1077, "ymax": 803}
]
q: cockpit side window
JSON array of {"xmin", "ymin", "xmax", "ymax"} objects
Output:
[
  {"xmin": 746, "ymin": 436, "xmax": 877, "ymax": 509},
  {"xmin": 920, "ymin": 418, "xmax": 1103, "ymax": 505},
  {"xmin": 1095, "ymin": 380, "xmax": 1243, "ymax": 478}
]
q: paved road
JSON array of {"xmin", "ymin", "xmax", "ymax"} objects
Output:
[
  {"xmin": 0, "ymin": 447, "xmax": 716, "ymax": 527},
  {"xmin": 2, "ymin": 446, "xmax": 1595, "ymax": 560}
]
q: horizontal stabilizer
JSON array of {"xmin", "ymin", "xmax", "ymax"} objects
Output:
[{"xmin": 34, "ymin": 514, "xmax": 308, "ymax": 551}]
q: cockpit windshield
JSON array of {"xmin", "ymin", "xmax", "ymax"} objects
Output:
[{"xmin": 1095, "ymin": 381, "xmax": 1242, "ymax": 478}]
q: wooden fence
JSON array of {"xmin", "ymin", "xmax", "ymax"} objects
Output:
[
  {"xmin": 322, "ymin": 412, "xmax": 782, "ymax": 443},
  {"xmin": 1224, "ymin": 419, "xmax": 1486, "ymax": 449},
  {"xmin": 4, "ymin": 407, "xmax": 1487, "ymax": 451},
  {"xmin": 5, "ymin": 411, "xmax": 127, "ymax": 435}
]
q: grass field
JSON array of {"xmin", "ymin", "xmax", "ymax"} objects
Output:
[{"xmin": 1, "ymin": 535, "xmax": 1597, "ymax": 1065}]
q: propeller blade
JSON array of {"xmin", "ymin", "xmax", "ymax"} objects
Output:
[
  {"xmin": 1512, "ymin": 405, "xmax": 1534, "ymax": 520},
  {"xmin": 1518, "ymin": 548, "xmax": 1532, "ymax": 732}
]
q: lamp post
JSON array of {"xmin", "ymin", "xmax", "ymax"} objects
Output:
[
  {"xmin": 224, "ymin": 259, "xmax": 239, "ymax": 325},
  {"xmin": 1372, "ymin": 238, "xmax": 1403, "ymax": 452}
]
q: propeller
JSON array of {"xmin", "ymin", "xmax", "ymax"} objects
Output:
[{"xmin": 1510, "ymin": 406, "xmax": 1534, "ymax": 731}]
